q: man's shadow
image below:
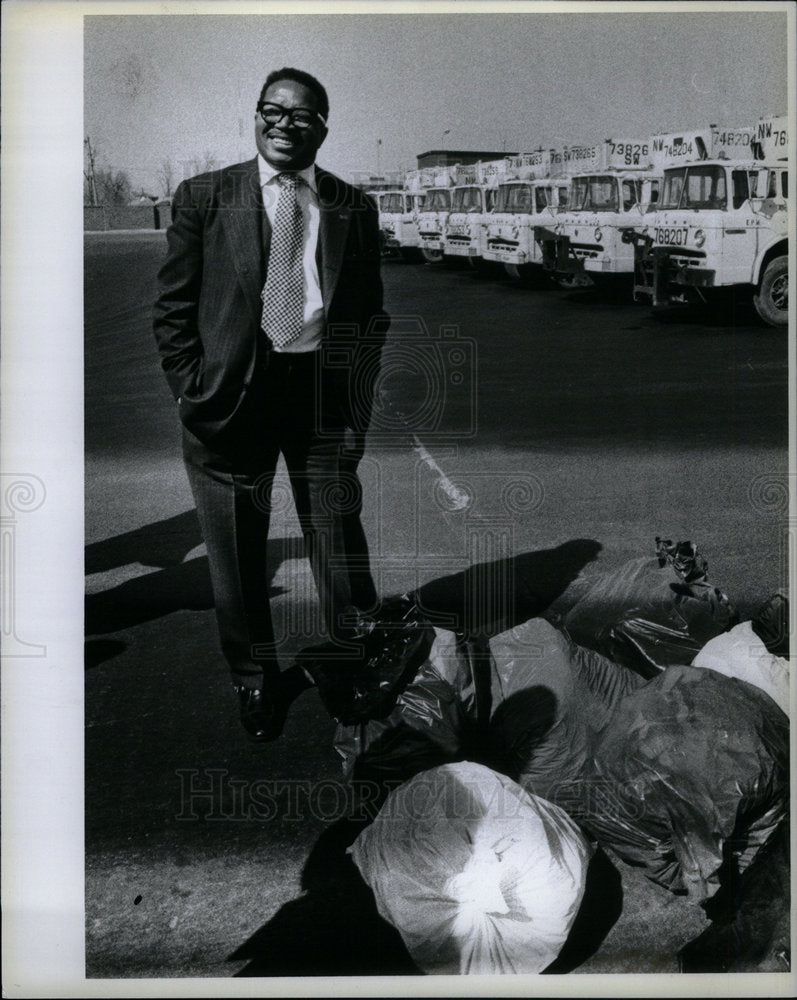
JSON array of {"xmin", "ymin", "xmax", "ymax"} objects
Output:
[
  {"xmin": 85, "ymin": 530, "xmax": 600, "ymax": 651},
  {"xmin": 85, "ymin": 509, "xmax": 204, "ymax": 574},
  {"xmin": 85, "ymin": 508, "xmax": 305, "ymax": 644},
  {"xmin": 415, "ymin": 537, "xmax": 602, "ymax": 636}
]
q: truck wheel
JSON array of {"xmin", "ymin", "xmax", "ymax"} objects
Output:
[
  {"xmin": 555, "ymin": 273, "xmax": 593, "ymax": 290},
  {"xmin": 504, "ymin": 263, "xmax": 550, "ymax": 287},
  {"xmin": 468, "ymin": 257, "xmax": 498, "ymax": 277},
  {"xmin": 421, "ymin": 247, "xmax": 444, "ymax": 264},
  {"xmin": 753, "ymin": 257, "xmax": 788, "ymax": 328}
]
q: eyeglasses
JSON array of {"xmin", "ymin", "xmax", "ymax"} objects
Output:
[{"xmin": 257, "ymin": 102, "xmax": 326, "ymax": 129}]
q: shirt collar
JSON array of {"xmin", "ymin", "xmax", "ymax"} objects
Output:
[{"xmin": 257, "ymin": 155, "xmax": 317, "ymax": 192}]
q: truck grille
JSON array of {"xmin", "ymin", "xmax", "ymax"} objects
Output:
[{"xmin": 571, "ymin": 242, "xmax": 603, "ymax": 258}]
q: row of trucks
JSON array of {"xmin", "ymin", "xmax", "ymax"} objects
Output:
[{"xmin": 373, "ymin": 115, "xmax": 789, "ymax": 327}]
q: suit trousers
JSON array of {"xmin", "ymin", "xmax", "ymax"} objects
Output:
[{"xmin": 182, "ymin": 349, "xmax": 378, "ymax": 689}]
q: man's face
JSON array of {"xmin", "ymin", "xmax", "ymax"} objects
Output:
[{"xmin": 254, "ymin": 79, "xmax": 328, "ymax": 171}]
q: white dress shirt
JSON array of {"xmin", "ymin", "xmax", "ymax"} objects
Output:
[{"xmin": 258, "ymin": 155, "xmax": 325, "ymax": 353}]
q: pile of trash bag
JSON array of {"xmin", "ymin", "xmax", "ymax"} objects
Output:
[
  {"xmin": 297, "ymin": 543, "xmax": 789, "ymax": 971},
  {"xmin": 342, "ymin": 615, "xmax": 788, "ymax": 905},
  {"xmin": 349, "ymin": 761, "xmax": 592, "ymax": 975},
  {"xmin": 562, "ymin": 537, "xmax": 738, "ymax": 677},
  {"xmin": 483, "ymin": 617, "xmax": 788, "ymax": 902}
]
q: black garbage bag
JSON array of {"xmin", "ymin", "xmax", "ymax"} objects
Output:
[
  {"xmin": 751, "ymin": 588, "xmax": 790, "ymax": 657},
  {"xmin": 581, "ymin": 664, "xmax": 789, "ymax": 902},
  {"xmin": 562, "ymin": 537, "xmax": 737, "ymax": 677},
  {"xmin": 337, "ymin": 629, "xmax": 484, "ymax": 814},
  {"xmin": 484, "ymin": 619, "xmax": 789, "ymax": 904},
  {"xmin": 296, "ymin": 595, "xmax": 435, "ymax": 726},
  {"xmin": 484, "ymin": 618, "xmax": 644, "ymax": 805},
  {"xmin": 678, "ymin": 819, "xmax": 791, "ymax": 972},
  {"xmin": 476, "ymin": 619, "xmax": 789, "ymax": 900}
]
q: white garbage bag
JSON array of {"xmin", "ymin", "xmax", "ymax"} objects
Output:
[
  {"xmin": 692, "ymin": 620, "xmax": 789, "ymax": 715},
  {"xmin": 349, "ymin": 761, "xmax": 592, "ymax": 975}
]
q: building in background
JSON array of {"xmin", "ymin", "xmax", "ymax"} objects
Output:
[{"xmin": 417, "ymin": 149, "xmax": 517, "ymax": 168}]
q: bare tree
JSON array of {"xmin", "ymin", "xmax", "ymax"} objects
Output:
[
  {"xmin": 84, "ymin": 137, "xmax": 133, "ymax": 205},
  {"xmin": 188, "ymin": 150, "xmax": 220, "ymax": 175},
  {"xmin": 157, "ymin": 157, "xmax": 175, "ymax": 199},
  {"xmin": 95, "ymin": 167, "xmax": 133, "ymax": 205}
]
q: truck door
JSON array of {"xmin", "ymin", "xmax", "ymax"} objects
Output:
[{"xmin": 731, "ymin": 168, "xmax": 758, "ymax": 281}]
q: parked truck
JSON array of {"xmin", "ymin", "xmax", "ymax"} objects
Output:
[
  {"xmin": 478, "ymin": 149, "xmax": 570, "ymax": 283},
  {"xmin": 482, "ymin": 150, "xmax": 572, "ymax": 283},
  {"xmin": 625, "ymin": 117, "xmax": 789, "ymax": 327},
  {"xmin": 536, "ymin": 139, "xmax": 661, "ymax": 289},
  {"xmin": 413, "ymin": 166, "xmax": 460, "ymax": 263},
  {"xmin": 377, "ymin": 187, "xmax": 426, "ymax": 262},
  {"xmin": 442, "ymin": 159, "xmax": 507, "ymax": 270}
]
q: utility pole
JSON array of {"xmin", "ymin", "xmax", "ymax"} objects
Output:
[{"xmin": 84, "ymin": 136, "xmax": 99, "ymax": 205}]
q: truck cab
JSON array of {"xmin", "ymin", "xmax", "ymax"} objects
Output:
[
  {"xmin": 631, "ymin": 160, "xmax": 788, "ymax": 326},
  {"xmin": 378, "ymin": 189, "xmax": 426, "ymax": 261},
  {"xmin": 377, "ymin": 189, "xmax": 407, "ymax": 257},
  {"xmin": 484, "ymin": 177, "xmax": 570, "ymax": 281},
  {"xmin": 417, "ymin": 186, "xmax": 454, "ymax": 263},
  {"xmin": 536, "ymin": 139, "xmax": 660, "ymax": 287},
  {"xmin": 443, "ymin": 183, "xmax": 498, "ymax": 266},
  {"xmin": 627, "ymin": 118, "xmax": 789, "ymax": 327}
]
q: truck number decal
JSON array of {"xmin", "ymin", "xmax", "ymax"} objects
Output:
[
  {"xmin": 653, "ymin": 139, "xmax": 692, "ymax": 158},
  {"xmin": 655, "ymin": 227, "xmax": 688, "ymax": 246},
  {"xmin": 712, "ymin": 129, "xmax": 753, "ymax": 147},
  {"xmin": 608, "ymin": 140, "xmax": 649, "ymax": 165}
]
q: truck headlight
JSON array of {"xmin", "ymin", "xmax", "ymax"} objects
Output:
[
  {"xmin": 694, "ymin": 229, "xmax": 706, "ymax": 247},
  {"xmin": 594, "ymin": 227, "xmax": 602, "ymax": 242}
]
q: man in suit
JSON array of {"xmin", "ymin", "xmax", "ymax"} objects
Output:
[{"xmin": 153, "ymin": 67, "xmax": 388, "ymax": 742}]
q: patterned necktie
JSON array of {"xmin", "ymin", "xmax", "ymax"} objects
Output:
[{"xmin": 261, "ymin": 172, "xmax": 304, "ymax": 348}]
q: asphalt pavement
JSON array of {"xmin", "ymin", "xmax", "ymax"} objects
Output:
[{"xmin": 84, "ymin": 231, "xmax": 790, "ymax": 979}]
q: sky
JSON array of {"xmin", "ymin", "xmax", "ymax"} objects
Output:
[{"xmin": 83, "ymin": 3, "xmax": 791, "ymax": 196}]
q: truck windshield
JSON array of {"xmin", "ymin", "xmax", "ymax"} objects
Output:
[
  {"xmin": 451, "ymin": 186, "xmax": 483, "ymax": 213},
  {"xmin": 570, "ymin": 175, "xmax": 618, "ymax": 211},
  {"xmin": 424, "ymin": 189, "xmax": 451, "ymax": 211},
  {"xmin": 495, "ymin": 183, "xmax": 533, "ymax": 213},
  {"xmin": 659, "ymin": 166, "xmax": 727, "ymax": 210},
  {"xmin": 381, "ymin": 193, "xmax": 404, "ymax": 213}
]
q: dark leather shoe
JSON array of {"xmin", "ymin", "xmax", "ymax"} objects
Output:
[
  {"xmin": 234, "ymin": 669, "xmax": 311, "ymax": 743},
  {"xmin": 234, "ymin": 685, "xmax": 286, "ymax": 743}
]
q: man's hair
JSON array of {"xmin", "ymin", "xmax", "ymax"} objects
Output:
[{"xmin": 258, "ymin": 68, "xmax": 329, "ymax": 121}]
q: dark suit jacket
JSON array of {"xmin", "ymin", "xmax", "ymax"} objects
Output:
[{"xmin": 153, "ymin": 157, "xmax": 389, "ymax": 446}]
